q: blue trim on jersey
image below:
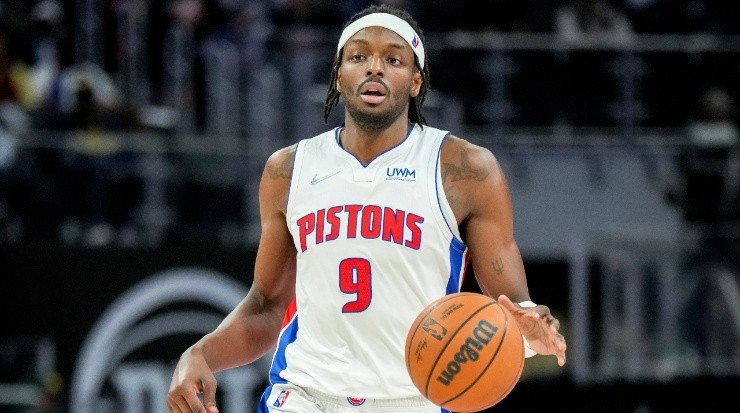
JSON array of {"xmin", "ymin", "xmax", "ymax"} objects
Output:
[
  {"xmin": 335, "ymin": 123, "xmax": 417, "ymax": 167},
  {"xmin": 434, "ymin": 132, "xmax": 462, "ymax": 244},
  {"xmin": 256, "ymin": 384, "xmax": 273, "ymax": 413},
  {"xmin": 287, "ymin": 139, "xmax": 303, "ymax": 206},
  {"xmin": 267, "ymin": 314, "xmax": 299, "ymax": 384},
  {"xmin": 332, "ymin": 126, "xmax": 341, "ymax": 144},
  {"xmin": 446, "ymin": 238, "xmax": 466, "ymax": 294}
]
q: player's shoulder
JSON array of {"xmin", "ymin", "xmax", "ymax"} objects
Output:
[
  {"xmin": 438, "ymin": 135, "xmax": 510, "ymax": 215},
  {"xmin": 440, "ymin": 134, "xmax": 499, "ymax": 172},
  {"xmin": 271, "ymin": 143, "xmax": 298, "ymax": 160},
  {"xmin": 441, "ymin": 134, "xmax": 487, "ymax": 151},
  {"xmin": 264, "ymin": 129, "xmax": 337, "ymax": 178},
  {"xmin": 264, "ymin": 144, "xmax": 297, "ymax": 180}
]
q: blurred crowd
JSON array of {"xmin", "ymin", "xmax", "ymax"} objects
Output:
[
  {"xmin": 1, "ymin": 5, "xmax": 736, "ymax": 413},
  {"xmin": 0, "ymin": 0, "xmax": 738, "ymax": 248}
]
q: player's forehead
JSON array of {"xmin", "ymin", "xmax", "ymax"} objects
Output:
[
  {"xmin": 344, "ymin": 26, "xmax": 410, "ymax": 51},
  {"xmin": 335, "ymin": 12, "xmax": 425, "ymax": 68}
]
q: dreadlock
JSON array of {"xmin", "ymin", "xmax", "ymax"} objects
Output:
[{"xmin": 323, "ymin": 4, "xmax": 430, "ymax": 127}]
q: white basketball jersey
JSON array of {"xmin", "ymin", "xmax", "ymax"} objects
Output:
[{"xmin": 269, "ymin": 124, "xmax": 469, "ymax": 399}]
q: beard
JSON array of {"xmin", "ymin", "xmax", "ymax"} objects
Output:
[{"xmin": 344, "ymin": 94, "xmax": 409, "ymax": 132}]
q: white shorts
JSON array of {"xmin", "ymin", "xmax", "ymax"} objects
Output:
[{"xmin": 259, "ymin": 382, "xmax": 449, "ymax": 413}]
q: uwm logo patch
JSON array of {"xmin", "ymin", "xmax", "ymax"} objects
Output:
[{"xmin": 386, "ymin": 166, "xmax": 416, "ymax": 181}]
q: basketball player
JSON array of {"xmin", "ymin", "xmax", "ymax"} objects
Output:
[{"xmin": 167, "ymin": 4, "xmax": 567, "ymax": 413}]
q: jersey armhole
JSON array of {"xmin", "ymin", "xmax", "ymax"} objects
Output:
[
  {"xmin": 285, "ymin": 140, "xmax": 306, "ymax": 229},
  {"xmin": 434, "ymin": 132, "xmax": 464, "ymax": 244}
]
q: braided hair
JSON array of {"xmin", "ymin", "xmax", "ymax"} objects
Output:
[{"xmin": 323, "ymin": 4, "xmax": 430, "ymax": 127}]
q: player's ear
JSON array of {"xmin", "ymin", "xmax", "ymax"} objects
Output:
[
  {"xmin": 410, "ymin": 70, "xmax": 422, "ymax": 97},
  {"xmin": 336, "ymin": 67, "xmax": 342, "ymax": 90}
]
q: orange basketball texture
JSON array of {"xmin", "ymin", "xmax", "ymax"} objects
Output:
[{"xmin": 405, "ymin": 292, "xmax": 525, "ymax": 412}]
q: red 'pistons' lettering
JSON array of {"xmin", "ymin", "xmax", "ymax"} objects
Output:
[
  {"xmin": 360, "ymin": 205, "xmax": 382, "ymax": 239},
  {"xmin": 297, "ymin": 204, "xmax": 424, "ymax": 252},
  {"xmin": 405, "ymin": 214, "xmax": 423, "ymax": 249},
  {"xmin": 316, "ymin": 208, "xmax": 326, "ymax": 244},
  {"xmin": 345, "ymin": 205, "xmax": 362, "ymax": 239},
  {"xmin": 297, "ymin": 213, "xmax": 316, "ymax": 252},
  {"xmin": 382, "ymin": 207, "xmax": 405, "ymax": 244},
  {"xmin": 325, "ymin": 206, "xmax": 342, "ymax": 241}
]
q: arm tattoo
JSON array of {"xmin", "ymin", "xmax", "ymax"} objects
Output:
[
  {"xmin": 492, "ymin": 257, "xmax": 504, "ymax": 275},
  {"xmin": 442, "ymin": 149, "xmax": 489, "ymax": 184},
  {"xmin": 267, "ymin": 155, "xmax": 293, "ymax": 180}
]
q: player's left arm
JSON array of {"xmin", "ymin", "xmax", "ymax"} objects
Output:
[{"xmin": 441, "ymin": 136, "xmax": 566, "ymax": 366}]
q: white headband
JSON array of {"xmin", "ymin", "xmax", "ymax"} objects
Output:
[{"xmin": 336, "ymin": 13, "xmax": 425, "ymax": 69}]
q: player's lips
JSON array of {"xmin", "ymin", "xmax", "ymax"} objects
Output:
[{"xmin": 359, "ymin": 81, "xmax": 387, "ymax": 104}]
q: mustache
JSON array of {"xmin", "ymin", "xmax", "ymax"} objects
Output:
[{"xmin": 358, "ymin": 76, "xmax": 388, "ymax": 93}]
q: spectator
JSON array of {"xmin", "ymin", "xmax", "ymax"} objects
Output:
[
  {"xmin": 623, "ymin": 0, "xmax": 708, "ymax": 34},
  {"xmin": 462, "ymin": 0, "xmax": 534, "ymax": 33},
  {"xmin": 25, "ymin": 0, "xmax": 69, "ymax": 114},
  {"xmin": 146, "ymin": 0, "xmax": 228, "ymax": 132},
  {"xmin": 553, "ymin": 0, "xmax": 635, "ymax": 126},
  {"xmin": 0, "ymin": 24, "xmax": 36, "ymax": 243},
  {"xmin": 0, "ymin": 25, "xmax": 32, "ymax": 124},
  {"xmin": 555, "ymin": 0, "xmax": 634, "ymax": 42},
  {"xmin": 672, "ymin": 87, "xmax": 740, "ymax": 223},
  {"xmin": 704, "ymin": 0, "xmax": 740, "ymax": 34},
  {"xmin": 269, "ymin": 0, "xmax": 343, "ymax": 27},
  {"xmin": 687, "ymin": 87, "xmax": 739, "ymax": 148},
  {"xmin": 33, "ymin": 61, "xmax": 144, "ymax": 246}
]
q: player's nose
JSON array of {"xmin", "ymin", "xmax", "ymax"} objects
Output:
[{"xmin": 366, "ymin": 56, "xmax": 384, "ymax": 76}]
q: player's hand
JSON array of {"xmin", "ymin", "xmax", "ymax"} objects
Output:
[
  {"xmin": 167, "ymin": 347, "xmax": 219, "ymax": 413},
  {"xmin": 498, "ymin": 295, "xmax": 567, "ymax": 366}
]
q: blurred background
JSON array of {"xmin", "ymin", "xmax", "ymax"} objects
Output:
[{"xmin": 1, "ymin": 0, "xmax": 739, "ymax": 412}]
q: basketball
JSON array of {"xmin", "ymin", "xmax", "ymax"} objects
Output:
[{"xmin": 405, "ymin": 292, "xmax": 525, "ymax": 412}]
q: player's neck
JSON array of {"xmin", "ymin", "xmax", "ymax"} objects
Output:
[{"xmin": 340, "ymin": 118, "xmax": 413, "ymax": 165}]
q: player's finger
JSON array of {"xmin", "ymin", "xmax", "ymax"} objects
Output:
[
  {"xmin": 201, "ymin": 376, "xmax": 219, "ymax": 413},
  {"xmin": 182, "ymin": 390, "xmax": 207, "ymax": 413},
  {"xmin": 167, "ymin": 392, "xmax": 192, "ymax": 413},
  {"xmin": 166, "ymin": 397, "xmax": 180, "ymax": 413},
  {"xmin": 556, "ymin": 333, "xmax": 567, "ymax": 366},
  {"xmin": 547, "ymin": 316, "xmax": 560, "ymax": 333},
  {"xmin": 557, "ymin": 345, "xmax": 567, "ymax": 366},
  {"xmin": 496, "ymin": 294, "xmax": 516, "ymax": 311}
]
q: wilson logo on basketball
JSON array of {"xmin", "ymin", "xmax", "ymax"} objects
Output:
[{"xmin": 436, "ymin": 319, "xmax": 498, "ymax": 385}]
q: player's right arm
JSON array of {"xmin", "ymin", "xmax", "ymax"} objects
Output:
[{"xmin": 167, "ymin": 145, "xmax": 298, "ymax": 413}]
